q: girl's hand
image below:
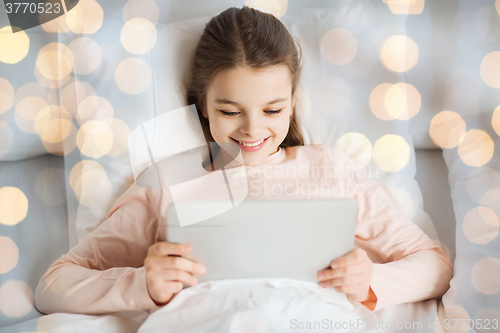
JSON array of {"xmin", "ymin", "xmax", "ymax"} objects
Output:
[
  {"xmin": 317, "ymin": 248, "xmax": 374, "ymax": 303},
  {"xmin": 144, "ymin": 242, "xmax": 206, "ymax": 306}
]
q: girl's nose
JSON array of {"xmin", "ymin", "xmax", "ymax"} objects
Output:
[{"xmin": 240, "ymin": 115, "xmax": 263, "ymax": 137}]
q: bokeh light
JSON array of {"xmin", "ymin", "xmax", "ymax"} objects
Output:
[
  {"xmin": 473, "ymin": 309, "xmax": 500, "ymax": 330},
  {"xmin": 384, "ymin": 84, "xmax": 405, "ymax": 119},
  {"xmin": 429, "ymin": 111, "xmax": 466, "ymax": 149},
  {"xmin": 69, "ymin": 160, "xmax": 105, "ymax": 192},
  {"xmin": 320, "ymin": 28, "xmax": 357, "ymax": 66},
  {"xmin": 466, "ymin": 167, "xmax": 500, "ymax": 203},
  {"xmin": 480, "ymin": 188, "xmax": 500, "ymax": 206},
  {"xmin": 61, "ymin": 80, "xmax": 97, "ymax": 116},
  {"xmin": 76, "ymin": 120, "xmax": 114, "ymax": 158},
  {"xmin": 0, "ymin": 121, "xmax": 14, "ymax": 158},
  {"xmin": 379, "ymin": 35, "xmax": 419, "ymax": 72},
  {"xmin": 457, "ymin": 129, "xmax": 494, "ymax": 167},
  {"xmin": 245, "ymin": 0, "xmax": 287, "ymax": 18},
  {"xmin": 76, "ymin": 96, "xmax": 114, "ymax": 126},
  {"xmin": 68, "ymin": 37, "xmax": 102, "ymax": 74},
  {"xmin": 123, "ymin": 0, "xmax": 160, "ymax": 25},
  {"xmin": 107, "ymin": 119, "xmax": 131, "ymax": 156},
  {"xmin": 480, "ymin": 189, "xmax": 500, "ymax": 223},
  {"xmin": 40, "ymin": 0, "xmax": 71, "ymax": 33},
  {"xmin": 120, "ymin": 18, "xmax": 158, "ymax": 55},
  {"xmin": 492, "ymin": 105, "xmax": 500, "ymax": 136},
  {"xmin": 42, "ymin": 122, "xmax": 79, "ymax": 156},
  {"xmin": 0, "ymin": 187, "xmax": 28, "ymax": 226},
  {"xmin": 14, "ymin": 82, "xmax": 51, "ymax": 105},
  {"xmin": 34, "ymin": 64, "xmax": 71, "ymax": 89},
  {"xmin": 480, "ymin": 51, "xmax": 500, "ymax": 88},
  {"xmin": 70, "ymin": 160, "xmax": 113, "ymax": 208},
  {"xmin": 0, "ymin": 236, "xmax": 19, "ymax": 274},
  {"xmin": 462, "ymin": 206, "xmax": 499, "ymax": 244},
  {"xmin": 436, "ymin": 305, "xmax": 470, "ymax": 333},
  {"xmin": 369, "ymin": 83, "xmax": 394, "ymax": 120},
  {"xmin": 35, "ymin": 43, "xmax": 74, "ymax": 81},
  {"xmin": 0, "ymin": 78, "xmax": 15, "ymax": 115},
  {"xmin": 35, "ymin": 105, "xmax": 73, "ymax": 143},
  {"xmin": 15, "ymin": 96, "xmax": 48, "ymax": 134},
  {"xmin": 115, "ymin": 58, "xmax": 152, "ymax": 95},
  {"xmin": 335, "ymin": 132, "xmax": 372, "ymax": 168},
  {"xmin": 0, "ymin": 280, "xmax": 33, "ymax": 318},
  {"xmin": 66, "ymin": 0, "xmax": 104, "ymax": 34},
  {"xmin": 372, "ymin": 134, "xmax": 411, "ymax": 172},
  {"xmin": 386, "ymin": 0, "xmax": 425, "ymax": 15},
  {"xmin": 384, "ymin": 83, "xmax": 421, "ymax": 120},
  {"xmin": 471, "ymin": 257, "xmax": 500, "ymax": 294},
  {"xmin": 0, "ymin": 26, "xmax": 29, "ymax": 64}
]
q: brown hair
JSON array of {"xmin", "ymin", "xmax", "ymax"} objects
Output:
[{"xmin": 181, "ymin": 5, "xmax": 304, "ymax": 148}]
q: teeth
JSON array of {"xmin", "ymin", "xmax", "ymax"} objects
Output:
[{"xmin": 235, "ymin": 138, "xmax": 266, "ymax": 147}]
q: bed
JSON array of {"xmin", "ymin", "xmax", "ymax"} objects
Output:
[{"xmin": 1, "ymin": 0, "xmax": 498, "ymax": 332}]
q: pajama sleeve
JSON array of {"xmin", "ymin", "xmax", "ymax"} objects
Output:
[
  {"xmin": 323, "ymin": 144, "xmax": 454, "ymax": 312},
  {"xmin": 35, "ymin": 181, "xmax": 165, "ymax": 315}
]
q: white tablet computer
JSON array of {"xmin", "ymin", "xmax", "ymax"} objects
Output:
[{"xmin": 166, "ymin": 199, "xmax": 357, "ymax": 283}]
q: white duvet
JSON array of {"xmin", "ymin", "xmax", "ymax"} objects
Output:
[{"xmin": 138, "ymin": 278, "xmax": 379, "ymax": 333}]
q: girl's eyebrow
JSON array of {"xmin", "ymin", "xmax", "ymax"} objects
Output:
[{"xmin": 214, "ymin": 97, "xmax": 288, "ymax": 107}]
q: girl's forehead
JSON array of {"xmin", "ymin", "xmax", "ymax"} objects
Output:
[{"xmin": 207, "ymin": 65, "xmax": 293, "ymax": 98}]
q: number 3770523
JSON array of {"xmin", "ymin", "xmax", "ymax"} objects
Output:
[
  {"xmin": 443, "ymin": 318, "xmax": 498, "ymax": 330},
  {"xmin": 5, "ymin": 2, "xmax": 61, "ymax": 14}
]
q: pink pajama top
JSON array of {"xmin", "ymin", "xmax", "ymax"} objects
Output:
[{"xmin": 35, "ymin": 144, "xmax": 453, "ymax": 315}]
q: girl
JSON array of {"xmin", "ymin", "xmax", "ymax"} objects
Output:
[{"xmin": 35, "ymin": 6, "xmax": 453, "ymax": 316}]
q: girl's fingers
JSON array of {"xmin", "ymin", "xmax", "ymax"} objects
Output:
[
  {"xmin": 330, "ymin": 248, "xmax": 367, "ymax": 269},
  {"xmin": 146, "ymin": 254, "xmax": 206, "ymax": 276},
  {"xmin": 319, "ymin": 272, "xmax": 368, "ymax": 287},
  {"xmin": 317, "ymin": 261, "xmax": 368, "ymax": 281},
  {"xmin": 160, "ymin": 269, "xmax": 199, "ymax": 287},
  {"xmin": 333, "ymin": 283, "xmax": 367, "ymax": 296}
]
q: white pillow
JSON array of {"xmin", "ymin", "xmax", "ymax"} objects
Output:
[
  {"xmin": 434, "ymin": 0, "xmax": 500, "ymax": 324},
  {"xmin": 438, "ymin": 140, "xmax": 500, "ymax": 325}
]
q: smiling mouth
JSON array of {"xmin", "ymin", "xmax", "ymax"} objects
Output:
[{"xmin": 230, "ymin": 137, "xmax": 270, "ymax": 147}]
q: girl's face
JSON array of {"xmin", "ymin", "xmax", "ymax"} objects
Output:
[{"xmin": 202, "ymin": 65, "xmax": 296, "ymax": 166}]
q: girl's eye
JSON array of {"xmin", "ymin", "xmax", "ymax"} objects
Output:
[
  {"xmin": 219, "ymin": 110, "xmax": 240, "ymax": 116},
  {"xmin": 219, "ymin": 109, "xmax": 282, "ymax": 116},
  {"xmin": 265, "ymin": 109, "xmax": 282, "ymax": 115}
]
